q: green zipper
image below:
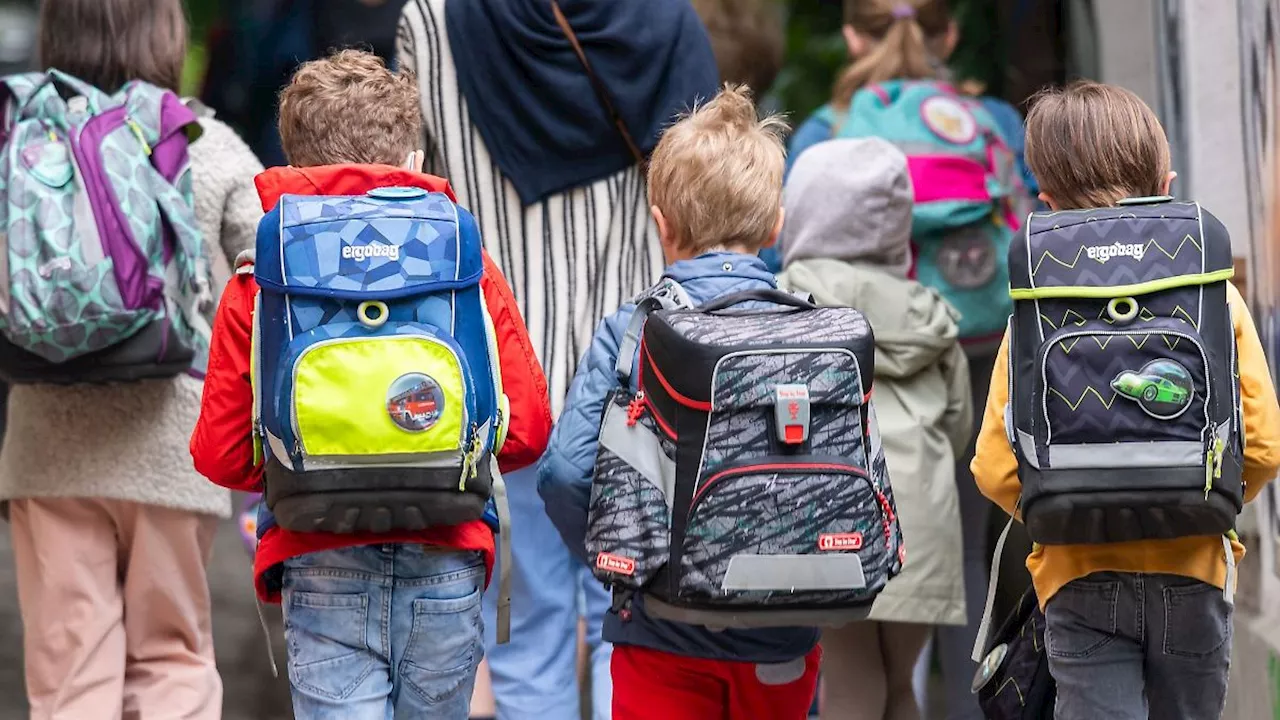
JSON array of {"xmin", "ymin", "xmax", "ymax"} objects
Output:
[{"xmin": 126, "ymin": 118, "xmax": 152, "ymax": 156}]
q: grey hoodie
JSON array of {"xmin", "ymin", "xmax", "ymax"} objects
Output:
[{"xmin": 779, "ymin": 258, "xmax": 972, "ymax": 625}]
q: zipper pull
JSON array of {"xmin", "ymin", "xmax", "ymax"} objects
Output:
[
  {"xmin": 126, "ymin": 118, "xmax": 153, "ymax": 156},
  {"xmin": 459, "ymin": 424, "xmax": 481, "ymax": 490},
  {"xmin": 1213, "ymin": 437, "xmax": 1225, "ymax": 480}
]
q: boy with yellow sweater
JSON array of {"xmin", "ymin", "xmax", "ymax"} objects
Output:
[{"xmin": 972, "ymin": 81, "xmax": 1280, "ymax": 720}]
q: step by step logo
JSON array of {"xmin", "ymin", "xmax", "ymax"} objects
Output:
[
  {"xmin": 595, "ymin": 552, "xmax": 636, "ymax": 576},
  {"xmin": 818, "ymin": 532, "xmax": 863, "ymax": 551}
]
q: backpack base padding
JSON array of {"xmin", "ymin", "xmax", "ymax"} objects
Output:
[
  {"xmin": 0, "ymin": 319, "xmax": 195, "ymax": 385},
  {"xmin": 641, "ymin": 593, "xmax": 874, "ymax": 630},
  {"xmin": 264, "ymin": 458, "xmax": 491, "ymax": 534},
  {"xmin": 1023, "ymin": 486, "xmax": 1238, "ymax": 545}
]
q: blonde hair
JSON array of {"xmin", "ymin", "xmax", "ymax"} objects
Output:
[
  {"xmin": 692, "ymin": 0, "xmax": 786, "ymax": 96},
  {"xmin": 1024, "ymin": 81, "xmax": 1171, "ymax": 209},
  {"xmin": 278, "ymin": 49, "xmax": 421, "ymax": 168},
  {"xmin": 833, "ymin": 0, "xmax": 951, "ymax": 110},
  {"xmin": 647, "ymin": 84, "xmax": 789, "ymax": 254}
]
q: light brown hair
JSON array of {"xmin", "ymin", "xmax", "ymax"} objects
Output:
[
  {"xmin": 38, "ymin": 0, "xmax": 187, "ymax": 94},
  {"xmin": 647, "ymin": 84, "xmax": 789, "ymax": 254},
  {"xmin": 834, "ymin": 0, "xmax": 951, "ymax": 109},
  {"xmin": 278, "ymin": 49, "xmax": 421, "ymax": 168},
  {"xmin": 1025, "ymin": 81, "xmax": 1172, "ymax": 209},
  {"xmin": 692, "ymin": 0, "xmax": 786, "ymax": 96}
]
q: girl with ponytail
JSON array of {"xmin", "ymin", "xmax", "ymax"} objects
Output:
[
  {"xmin": 776, "ymin": 3, "xmax": 1037, "ymax": 719},
  {"xmin": 831, "ymin": 0, "xmax": 956, "ymax": 112}
]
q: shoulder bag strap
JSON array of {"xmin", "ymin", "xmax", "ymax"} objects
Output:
[{"xmin": 550, "ymin": 0, "xmax": 647, "ymax": 168}]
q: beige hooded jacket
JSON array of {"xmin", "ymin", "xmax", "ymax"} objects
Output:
[{"xmin": 780, "ymin": 259, "xmax": 972, "ymax": 625}]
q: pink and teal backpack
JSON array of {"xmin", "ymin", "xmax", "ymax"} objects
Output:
[
  {"xmin": 0, "ymin": 69, "xmax": 212, "ymax": 384},
  {"xmin": 820, "ymin": 79, "xmax": 1027, "ymax": 347}
]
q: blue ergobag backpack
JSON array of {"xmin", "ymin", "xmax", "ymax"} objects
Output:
[
  {"xmin": 252, "ymin": 187, "xmax": 509, "ymax": 535},
  {"xmin": 823, "ymin": 79, "xmax": 1025, "ymax": 349},
  {"xmin": 0, "ymin": 69, "xmax": 213, "ymax": 383}
]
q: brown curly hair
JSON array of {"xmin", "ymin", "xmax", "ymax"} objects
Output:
[{"xmin": 278, "ymin": 49, "xmax": 422, "ymax": 168}]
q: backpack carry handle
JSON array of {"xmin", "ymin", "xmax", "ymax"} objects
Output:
[{"xmin": 698, "ymin": 289, "xmax": 817, "ymax": 314}]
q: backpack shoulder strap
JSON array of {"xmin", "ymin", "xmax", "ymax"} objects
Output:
[{"xmin": 615, "ymin": 278, "xmax": 692, "ymax": 384}]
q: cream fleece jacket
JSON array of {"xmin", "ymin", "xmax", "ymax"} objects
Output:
[{"xmin": 0, "ymin": 117, "xmax": 263, "ymax": 518}]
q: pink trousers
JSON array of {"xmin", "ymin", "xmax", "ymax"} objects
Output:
[{"xmin": 9, "ymin": 498, "xmax": 222, "ymax": 720}]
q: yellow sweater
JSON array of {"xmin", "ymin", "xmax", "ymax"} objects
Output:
[{"xmin": 972, "ymin": 282, "xmax": 1280, "ymax": 606}]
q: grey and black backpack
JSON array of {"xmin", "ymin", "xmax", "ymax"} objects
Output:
[
  {"xmin": 585, "ymin": 284, "xmax": 903, "ymax": 629},
  {"xmin": 1007, "ymin": 198, "xmax": 1242, "ymax": 544}
]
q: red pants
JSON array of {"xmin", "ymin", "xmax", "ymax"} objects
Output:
[{"xmin": 612, "ymin": 645, "xmax": 821, "ymax": 720}]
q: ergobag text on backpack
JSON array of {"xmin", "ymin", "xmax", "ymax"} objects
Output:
[
  {"xmin": 252, "ymin": 187, "xmax": 509, "ymax": 535},
  {"xmin": 825, "ymin": 79, "xmax": 1024, "ymax": 348},
  {"xmin": 586, "ymin": 286, "xmax": 904, "ymax": 628},
  {"xmin": 0, "ymin": 70, "xmax": 212, "ymax": 383},
  {"xmin": 1007, "ymin": 199, "xmax": 1242, "ymax": 544}
]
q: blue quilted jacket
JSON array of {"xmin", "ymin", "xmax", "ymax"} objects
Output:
[{"xmin": 537, "ymin": 251, "xmax": 821, "ymax": 663}]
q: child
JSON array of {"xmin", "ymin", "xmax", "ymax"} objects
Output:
[
  {"xmin": 1, "ymin": 0, "xmax": 263, "ymax": 716},
  {"xmin": 190, "ymin": 49, "xmax": 552, "ymax": 719},
  {"xmin": 777, "ymin": 137, "xmax": 972, "ymax": 720},
  {"xmin": 972, "ymin": 80, "xmax": 1280, "ymax": 719},
  {"xmin": 782, "ymin": 4, "xmax": 1032, "ymax": 713},
  {"xmin": 537, "ymin": 85, "xmax": 821, "ymax": 720}
]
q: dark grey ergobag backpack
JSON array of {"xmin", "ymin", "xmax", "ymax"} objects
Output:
[
  {"xmin": 585, "ymin": 284, "xmax": 904, "ymax": 629},
  {"xmin": 1007, "ymin": 198, "xmax": 1242, "ymax": 544}
]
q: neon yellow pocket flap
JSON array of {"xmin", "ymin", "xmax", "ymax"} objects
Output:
[{"xmin": 293, "ymin": 336, "xmax": 468, "ymax": 458}]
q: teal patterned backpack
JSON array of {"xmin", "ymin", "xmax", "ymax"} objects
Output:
[
  {"xmin": 822, "ymin": 79, "xmax": 1026, "ymax": 349},
  {"xmin": 0, "ymin": 69, "xmax": 212, "ymax": 384}
]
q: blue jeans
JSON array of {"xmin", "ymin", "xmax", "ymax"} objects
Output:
[
  {"xmin": 282, "ymin": 545, "xmax": 486, "ymax": 720},
  {"xmin": 481, "ymin": 465, "xmax": 613, "ymax": 720},
  {"xmin": 1044, "ymin": 572, "xmax": 1233, "ymax": 720}
]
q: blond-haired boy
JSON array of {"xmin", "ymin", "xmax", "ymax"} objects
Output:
[
  {"xmin": 972, "ymin": 80, "xmax": 1280, "ymax": 719},
  {"xmin": 537, "ymin": 85, "xmax": 822, "ymax": 720}
]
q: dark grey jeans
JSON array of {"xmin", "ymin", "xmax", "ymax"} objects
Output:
[{"xmin": 1044, "ymin": 572, "xmax": 1233, "ymax": 720}]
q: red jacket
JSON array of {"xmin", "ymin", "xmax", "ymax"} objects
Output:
[{"xmin": 190, "ymin": 164, "xmax": 552, "ymax": 602}]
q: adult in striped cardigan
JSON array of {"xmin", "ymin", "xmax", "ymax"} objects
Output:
[{"xmin": 397, "ymin": 2, "xmax": 719, "ymax": 719}]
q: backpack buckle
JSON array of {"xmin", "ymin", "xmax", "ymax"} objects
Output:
[{"xmin": 774, "ymin": 384, "xmax": 810, "ymax": 445}]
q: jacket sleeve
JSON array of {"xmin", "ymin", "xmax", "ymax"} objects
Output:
[
  {"xmin": 940, "ymin": 341, "xmax": 974, "ymax": 457},
  {"xmin": 190, "ymin": 273, "xmax": 261, "ymax": 492},
  {"xmin": 480, "ymin": 251, "xmax": 553, "ymax": 473},
  {"xmin": 210, "ymin": 121, "xmax": 265, "ymax": 263},
  {"xmin": 537, "ymin": 310, "xmax": 629, "ymax": 566},
  {"xmin": 1229, "ymin": 283, "xmax": 1280, "ymax": 502},
  {"xmin": 970, "ymin": 330, "xmax": 1021, "ymax": 519}
]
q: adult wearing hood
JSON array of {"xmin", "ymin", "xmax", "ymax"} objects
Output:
[
  {"xmin": 397, "ymin": 2, "xmax": 719, "ymax": 718},
  {"xmin": 778, "ymin": 139, "xmax": 972, "ymax": 720}
]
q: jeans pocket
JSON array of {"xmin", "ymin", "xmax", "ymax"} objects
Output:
[
  {"xmin": 284, "ymin": 590, "xmax": 376, "ymax": 700},
  {"xmin": 400, "ymin": 586, "xmax": 484, "ymax": 705},
  {"xmin": 1163, "ymin": 581, "xmax": 1232, "ymax": 658},
  {"xmin": 1045, "ymin": 578, "xmax": 1120, "ymax": 659}
]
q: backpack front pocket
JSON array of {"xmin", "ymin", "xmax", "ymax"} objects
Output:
[
  {"xmin": 678, "ymin": 459, "xmax": 889, "ymax": 606},
  {"xmin": 1037, "ymin": 319, "xmax": 1212, "ymax": 462},
  {"xmin": 284, "ymin": 324, "xmax": 476, "ymax": 461}
]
